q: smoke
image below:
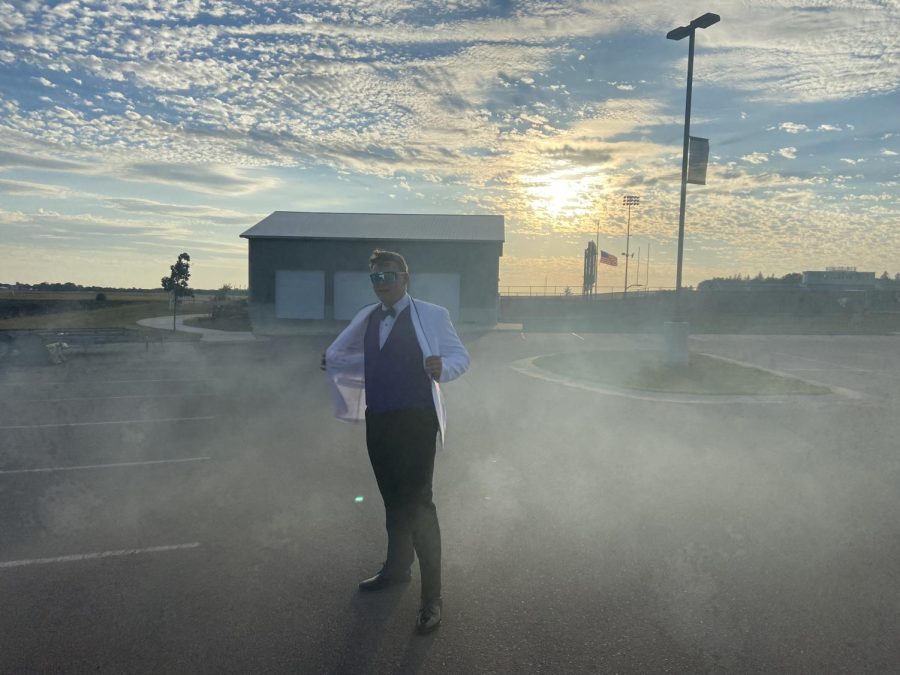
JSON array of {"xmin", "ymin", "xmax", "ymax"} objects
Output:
[{"xmin": 2, "ymin": 327, "xmax": 898, "ymax": 670}]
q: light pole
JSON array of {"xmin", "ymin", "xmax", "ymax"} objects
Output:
[
  {"xmin": 620, "ymin": 248, "xmax": 644, "ymax": 292},
  {"xmin": 646, "ymin": 241, "xmax": 651, "ymax": 288},
  {"xmin": 622, "ymin": 195, "xmax": 639, "ymax": 295},
  {"xmin": 635, "ymin": 246, "xmax": 641, "ymax": 290},
  {"xmin": 667, "ymin": 11, "xmax": 719, "ymax": 315},
  {"xmin": 665, "ymin": 11, "xmax": 719, "ymax": 365}
]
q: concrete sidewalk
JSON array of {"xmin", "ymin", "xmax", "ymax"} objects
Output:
[
  {"xmin": 138, "ymin": 314, "xmax": 520, "ymax": 341},
  {"xmin": 137, "ymin": 314, "xmax": 263, "ymax": 342}
]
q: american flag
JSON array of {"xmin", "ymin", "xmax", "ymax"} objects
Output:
[{"xmin": 600, "ymin": 250, "xmax": 618, "ymax": 267}]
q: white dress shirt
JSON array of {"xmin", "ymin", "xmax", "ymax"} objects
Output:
[{"xmin": 378, "ymin": 293, "xmax": 410, "ymax": 349}]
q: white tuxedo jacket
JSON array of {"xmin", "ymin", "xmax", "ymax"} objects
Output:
[{"xmin": 324, "ymin": 297, "xmax": 470, "ymax": 444}]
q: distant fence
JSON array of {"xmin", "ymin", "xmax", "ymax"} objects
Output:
[
  {"xmin": 500, "ymin": 286, "xmax": 674, "ymax": 297},
  {"xmin": 499, "ymin": 287, "xmax": 900, "ymax": 327}
]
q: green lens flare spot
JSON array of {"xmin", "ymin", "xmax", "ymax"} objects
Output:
[{"xmin": 355, "ymin": 496, "xmax": 364, "ymax": 503}]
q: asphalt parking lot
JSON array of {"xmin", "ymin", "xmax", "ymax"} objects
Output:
[{"xmin": 1, "ymin": 332, "xmax": 898, "ymax": 673}]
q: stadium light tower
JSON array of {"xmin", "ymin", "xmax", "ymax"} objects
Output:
[{"xmin": 622, "ymin": 195, "xmax": 640, "ymax": 295}]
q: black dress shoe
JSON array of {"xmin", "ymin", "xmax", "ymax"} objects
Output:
[
  {"xmin": 358, "ymin": 568, "xmax": 411, "ymax": 592},
  {"xmin": 415, "ymin": 598, "xmax": 442, "ymax": 634}
]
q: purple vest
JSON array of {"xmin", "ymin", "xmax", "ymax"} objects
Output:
[{"xmin": 364, "ymin": 306, "xmax": 434, "ymax": 413}]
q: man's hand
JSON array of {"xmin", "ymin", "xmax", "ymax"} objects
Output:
[
  {"xmin": 320, "ymin": 352, "xmax": 327, "ymax": 371},
  {"xmin": 424, "ymin": 356, "xmax": 442, "ymax": 380}
]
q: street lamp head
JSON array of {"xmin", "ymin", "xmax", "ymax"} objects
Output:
[
  {"xmin": 666, "ymin": 25, "xmax": 691, "ymax": 40},
  {"xmin": 667, "ymin": 12, "xmax": 720, "ymax": 40},
  {"xmin": 692, "ymin": 12, "xmax": 720, "ymax": 29}
]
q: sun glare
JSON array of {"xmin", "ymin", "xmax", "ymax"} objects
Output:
[{"xmin": 525, "ymin": 167, "xmax": 603, "ymax": 217}]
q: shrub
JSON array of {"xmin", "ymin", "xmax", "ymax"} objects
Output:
[{"xmin": 211, "ymin": 299, "xmax": 248, "ymax": 320}]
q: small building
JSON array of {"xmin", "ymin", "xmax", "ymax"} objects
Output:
[
  {"xmin": 240, "ymin": 211, "xmax": 504, "ymax": 329},
  {"xmin": 802, "ymin": 267, "xmax": 876, "ymax": 291}
]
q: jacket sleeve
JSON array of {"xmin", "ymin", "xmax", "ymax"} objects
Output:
[
  {"xmin": 325, "ymin": 306, "xmax": 371, "ymax": 369},
  {"xmin": 436, "ymin": 306, "xmax": 469, "ymax": 383}
]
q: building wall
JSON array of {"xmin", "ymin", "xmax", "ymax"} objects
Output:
[{"xmin": 247, "ymin": 238, "xmax": 501, "ymax": 326}]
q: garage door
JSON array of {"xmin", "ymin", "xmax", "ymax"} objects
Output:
[
  {"xmin": 275, "ymin": 270, "xmax": 325, "ymax": 319},
  {"xmin": 334, "ymin": 271, "xmax": 461, "ymax": 321},
  {"xmin": 409, "ymin": 273, "xmax": 460, "ymax": 321},
  {"xmin": 334, "ymin": 272, "xmax": 376, "ymax": 320}
]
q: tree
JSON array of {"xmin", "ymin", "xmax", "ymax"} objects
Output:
[
  {"xmin": 161, "ymin": 252, "xmax": 192, "ymax": 330},
  {"xmin": 214, "ymin": 283, "xmax": 233, "ymax": 302}
]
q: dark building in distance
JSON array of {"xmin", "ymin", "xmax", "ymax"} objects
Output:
[{"xmin": 240, "ymin": 211, "xmax": 504, "ymax": 331}]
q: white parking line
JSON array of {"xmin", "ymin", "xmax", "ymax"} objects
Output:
[
  {"xmin": 0, "ymin": 543, "xmax": 202, "ymax": 569},
  {"xmin": 14, "ymin": 393, "xmax": 218, "ymax": 403},
  {"xmin": 773, "ymin": 351, "xmax": 869, "ymax": 373},
  {"xmin": 0, "ymin": 378, "xmax": 210, "ymax": 387},
  {"xmin": 0, "ymin": 457, "xmax": 211, "ymax": 475},
  {"xmin": 0, "ymin": 416, "xmax": 216, "ymax": 430}
]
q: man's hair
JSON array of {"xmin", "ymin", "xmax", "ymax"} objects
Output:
[{"xmin": 369, "ymin": 249, "xmax": 408, "ymax": 272}]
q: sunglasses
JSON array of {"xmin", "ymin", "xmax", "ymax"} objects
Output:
[{"xmin": 369, "ymin": 271, "xmax": 403, "ymax": 285}]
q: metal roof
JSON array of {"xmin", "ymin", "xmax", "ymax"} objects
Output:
[{"xmin": 240, "ymin": 211, "xmax": 504, "ymax": 242}]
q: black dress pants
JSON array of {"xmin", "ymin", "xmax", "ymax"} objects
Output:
[{"xmin": 365, "ymin": 407, "xmax": 441, "ymax": 601}]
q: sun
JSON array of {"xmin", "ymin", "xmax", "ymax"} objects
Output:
[{"xmin": 525, "ymin": 166, "xmax": 603, "ymax": 217}]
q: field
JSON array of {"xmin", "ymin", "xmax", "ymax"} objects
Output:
[
  {"xmin": 0, "ymin": 292, "xmax": 215, "ymax": 343},
  {"xmin": 0, "ymin": 290, "xmax": 171, "ymax": 302}
]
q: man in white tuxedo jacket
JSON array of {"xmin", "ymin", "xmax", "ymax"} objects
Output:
[{"xmin": 323, "ymin": 249, "xmax": 470, "ymax": 635}]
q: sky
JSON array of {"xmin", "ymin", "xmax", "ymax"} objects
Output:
[{"xmin": 0, "ymin": 0, "xmax": 898, "ymax": 291}]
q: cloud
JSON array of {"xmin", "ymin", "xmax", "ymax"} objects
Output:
[
  {"xmin": 0, "ymin": 206, "xmax": 245, "ymax": 257},
  {"xmin": 539, "ymin": 145, "xmax": 614, "ymax": 166},
  {"xmin": 702, "ymin": 2, "xmax": 900, "ymax": 103},
  {"xmin": 882, "ymin": 149, "xmax": 898, "ymax": 156},
  {"xmin": 778, "ymin": 123, "xmax": 810, "ymax": 134},
  {"xmin": 0, "ymin": 0, "xmax": 897, "ymax": 287},
  {"xmin": 0, "ymin": 150, "xmax": 88, "ymax": 171},
  {"xmin": 0, "ymin": 208, "xmax": 184, "ymax": 241},
  {"xmin": 104, "ymin": 197, "xmax": 257, "ymax": 225},
  {"xmin": 0, "ymin": 179, "xmax": 68, "ymax": 197},
  {"xmin": 741, "ymin": 152, "xmax": 769, "ymax": 164},
  {"xmin": 117, "ymin": 162, "xmax": 281, "ymax": 196}
]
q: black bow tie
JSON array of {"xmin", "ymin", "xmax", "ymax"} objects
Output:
[{"xmin": 375, "ymin": 305, "xmax": 396, "ymax": 320}]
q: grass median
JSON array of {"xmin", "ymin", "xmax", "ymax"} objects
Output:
[
  {"xmin": 533, "ymin": 350, "xmax": 832, "ymax": 396},
  {"xmin": 182, "ymin": 315, "xmax": 252, "ymax": 332}
]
